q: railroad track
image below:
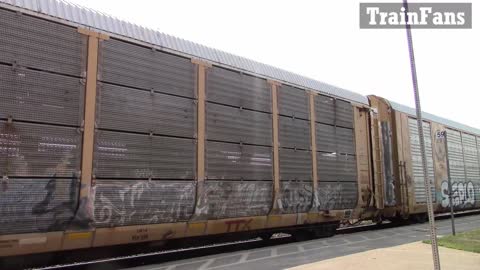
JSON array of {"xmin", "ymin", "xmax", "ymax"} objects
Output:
[{"xmin": 10, "ymin": 209, "xmax": 479, "ymax": 270}]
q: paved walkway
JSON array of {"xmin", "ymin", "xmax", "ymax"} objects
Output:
[
  {"xmin": 127, "ymin": 214, "xmax": 479, "ymax": 270},
  {"xmin": 288, "ymin": 241, "xmax": 480, "ymax": 270}
]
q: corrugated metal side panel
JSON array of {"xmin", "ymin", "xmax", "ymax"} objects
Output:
[
  {"xmin": 0, "ymin": 0, "xmax": 370, "ymax": 105},
  {"xmin": 0, "ymin": 65, "xmax": 84, "ymax": 126},
  {"xmin": 0, "ymin": 121, "xmax": 82, "ymax": 177},
  {"xmin": 201, "ymin": 181, "xmax": 272, "ymax": 219},
  {"xmin": 96, "ymin": 83, "xmax": 196, "ymax": 138},
  {"xmin": 93, "ymin": 180, "xmax": 195, "ymax": 227},
  {"xmin": 316, "ymin": 182, "xmax": 357, "ymax": 210},
  {"xmin": 447, "ymin": 129, "xmax": 466, "ymax": 183},
  {"xmin": 206, "ymin": 103, "xmax": 272, "ymax": 146},
  {"xmin": 337, "ymin": 154, "xmax": 357, "ymax": 182},
  {"xmin": 335, "ymin": 100, "xmax": 353, "ymax": 128},
  {"xmin": 409, "ymin": 119, "xmax": 435, "ymax": 203},
  {"xmin": 314, "ymin": 95, "xmax": 334, "ymax": 125},
  {"xmin": 461, "ymin": 133, "xmax": 480, "ymax": 183},
  {"xmin": 277, "ymin": 85, "xmax": 309, "ymax": 120},
  {"xmin": 317, "ymin": 152, "xmax": 337, "ymax": 182},
  {"xmin": 336, "ymin": 127, "xmax": 355, "ymax": 154},
  {"xmin": 206, "ymin": 66, "xmax": 271, "ymax": 112},
  {"xmin": 279, "ymin": 148, "xmax": 312, "ymax": 181},
  {"xmin": 317, "ymin": 152, "xmax": 356, "ymax": 182},
  {"xmin": 0, "ymin": 7, "xmax": 86, "ymax": 76},
  {"xmin": 315, "ymin": 123, "xmax": 336, "ymax": 152},
  {"xmin": 93, "ymin": 130, "xmax": 195, "ymax": 179},
  {"xmin": 0, "ymin": 178, "xmax": 79, "ymax": 235},
  {"xmin": 100, "ymin": 38, "xmax": 195, "ymax": 98},
  {"xmin": 278, "ymin": 116, "xmax": 310, "ymax": 150},
  {"xmin": 206, "ymin": 141, "xmax": 272, "ymax": 181},
  {"xmin": 280, "ymin": 181, "xmax": 313, "ymax": 213},
  {"xmin": 315, "ymin": 124, "xmax": 355, "ymax": 155}
]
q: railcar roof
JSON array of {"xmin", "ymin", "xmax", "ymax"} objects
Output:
[
  {"xmin": 389, "ymin": 100, "xmax": 480, "ymax": 135},
  {"xmin": 0, "ymin": 0, "xmax": 368, "ymax": 105}
]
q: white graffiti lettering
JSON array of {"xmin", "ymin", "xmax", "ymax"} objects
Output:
[{"xmin": 441, "ymin": 180, "xmax": 476, "ymax": 208}]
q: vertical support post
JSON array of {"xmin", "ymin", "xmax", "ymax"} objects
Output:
[
  {"xmin": 191, "ymin": 59, "xmax": 210, "ymax": 220},
  {"xmin": 268, "ymin": 80, "xmax": 281, "ymax": 212},
  {"xmin": 402, "ymin": 1, "xmax": 440, "ymax": 269},
  {"xmin": 444, "ymin": 132, "xmax": 456, "ymax": 235},
  {"xmin": 309, "ymin": 91, "xmax": 319, "ymax": 208},
  {"xmin": 78, "ymin": 29, "xmax": 108, "ymax": 200}
]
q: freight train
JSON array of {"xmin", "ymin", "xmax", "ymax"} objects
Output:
[{"xmin": 0, "ymin": 0, "xmax": 479, "ymax": 258}]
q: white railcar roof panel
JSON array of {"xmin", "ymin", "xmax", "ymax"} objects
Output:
[{"xmin": 0, "ymin": 0, "xmax": 368, "ymax": 104}]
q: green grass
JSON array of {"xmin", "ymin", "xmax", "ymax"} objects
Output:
[{"xmin": 423, "ymin": 229, "xmax": 480, "ymax": 253}]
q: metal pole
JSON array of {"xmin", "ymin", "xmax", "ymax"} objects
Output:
[
  {"xmin": 402, "ymin": 1, "xmax": 441, "ymax": 269},
  {"xmin": 443, "ymin": 132, "xmax": 456, "ymax": 235}
]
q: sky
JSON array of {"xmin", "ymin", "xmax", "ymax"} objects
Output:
[{"xmin": 67, "ymin": 0, "xmax": 479, "ymax": 129}]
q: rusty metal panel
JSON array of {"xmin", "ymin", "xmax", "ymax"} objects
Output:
[
  {"xmin": 97, "ymin": 83, "xmax": 196, "ymax": 137},
  {"xmin": 336, "ymin": 100, "xmax": 353, "ymax": 128},
  {"xmin": 314, "ymin": 95, "xmax": 335, "ymax": 125},
  {"xmin": 206, "ymin": 103, "xmax": 272, "ymax": 145},
  {"xmin": 93, "ymin": 180, "xmax": 195, "ymax": 227},
  {"xmin": 279, "ymin": 148, "xmax": 312, "ymax": 181},
  {"xmin": 94, "ymin": 130, "xmax": 195, "ymax": 179},
  {"xmin": 100, "ymin": 38, "xmax": 195, "ymax": 98},
  {"xmin": 461, "ymin": 133, "xmax": 480, "ymax": 183},
  {"xmin": 317, "ymin": 152, "xmax": 356, "ymax": 182},
  {"xmin": 278, "ymin": 116, "xmax": 310, "ymax": 150},
  {"xmin": 336, "ymin": 127, "xmax": 355, "ymax": 154},
  {"xmin": 0, "ymin": 121, "xmax": 82, "ymax": 177},
  {"xmin": 0, "ymin": 65, "xmax": 84, "ymax": 126},
  {"xmin": 315, "ymin": 123, "xmax": 336, "ymax": 152},
  {"xmin": 277, "ymin": 85, "xmax": 309, "ymax": 120},
  {"xmin": 409, "ymin": 119, "xmax": 435, "ymax": 203},
  {"xmin": 316, "ymin": 182, "xmax": 358, "ymax": 210},
  {"xmin": 0, "ymin": 8, "xmax": 86, "ymax": 76},
  {"xmin": 280, "ymin": 181, "xmax": 313, "ymax": 213},
  {"xmin": 201, "ymin": 181, "xmax": 272, "ymax": 219},
  {"xmin": 206, "ymin": 66, "xmax": 271, "ymax": 112},
  {"xmin": 206, "ymin": 141, "xmax": 272, "ymax": 180},
  {"xmin": 0, "ymin": 178, "xmax": 79, "ymax": 235}
]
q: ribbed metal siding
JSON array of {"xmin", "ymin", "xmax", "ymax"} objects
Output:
[
  {"xmin": 315, "ymin": 95, "xmax": 335, "ymax": 125},
  {"xmin": 408, "ymin": 119, "xmax": 435, "ymax": 203},
  {"xmin": 280, "ymin": 181, "xmax": 313, "ymax": 213},
  {"xmin": 336, "ymin": 100, "xmax": 353, "ymax": 128},
  {"xmin": 317, "ymin": 182, "xmax": 357, "ymax": 210},
  {"xmin": 315, "ymin": 124, "xmax": 355, "ymax": 154},
  {"xmin": 0, "ymin": 178, "xmax": 78, "ymax": 235},
  {"xmin": 0, "ymin": 121, "xmax": 81, "ymax": 177},
  {"xmin": 461, "ymin": 133, "xmax": 480, "ymax": 183},
  {"xmin": 100, "ymin": 38, "xmax": 195, "ymax": 98},
  {"xmin": 0, "ymin": 8, "xmax": 86, "ymax": 76},
  {"xmin": 94, "ymin": 180, "xmax": 195, "ymax": 227},
  {"xmin": 0, "ymin": 65, "xmax": 84, "ymax": 126},
  {"xmin": 446, "ymin": 129, "xmax": 466, "ymax": 183},
  {"xmin": 93, "ymin": 131, "xmax": 195, "ymax": 179},
  {"xmin": 96, "ymin": 83, "xmax": 196, "ymax": 137},
  {"xmin": 206, "ymin": 103, "xmax": 272, "ymax": 146},
  {"xmin": 278, "ymin": 117, "xmax": 310, "ymax": 150},
  {"xmin": 279, "ymin": 148, "xmax": 312, "ymax": 181},
  {"xmin": 206, "ymin": 66, "xmax": 271, "ymax": 112},
  {"xmin": 202, "ymin": 181, "xmax": 272, "ymax": 219},
  {"xmin": 317, "ymin": 152, "xmax": 356, "ymax": 183},
  {"xmin": 206, "ymin": 141, "xmax": 272, "ymax": 180},
  {"xmin": 277, "ymin": 85, "xmax": 309, "ymax": 120}
]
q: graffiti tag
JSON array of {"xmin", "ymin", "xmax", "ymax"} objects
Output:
[{"xmin": 441, "ymin": 180, "xmax": 477, "ymax": 208}]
